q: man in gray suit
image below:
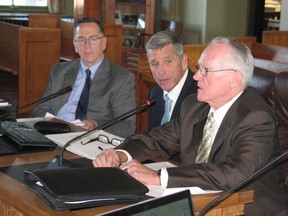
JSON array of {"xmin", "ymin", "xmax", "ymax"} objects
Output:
[
  {"xmin": 32, "ymin": 17, "xmax": 136, "ymax": 138},
  {"xmin": 93, "ymin": 37, "xmax": 288, "ymax": 215}
]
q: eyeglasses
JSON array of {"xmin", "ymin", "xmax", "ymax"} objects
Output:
[
  {"xmin": 81, "ymin": 134, "xmax": 124, "ymax": 146},
  {"xmin": 74, "ymin": 35, "xmax": 105, "ymax": 46},
  {"xmin": 195, "ymin": 64, "xmax": 237, "ymax": 76}
]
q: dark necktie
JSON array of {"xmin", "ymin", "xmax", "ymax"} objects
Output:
[{"xmin": 75, "ymin": 69, "xmax": 91, "ymax": 120}]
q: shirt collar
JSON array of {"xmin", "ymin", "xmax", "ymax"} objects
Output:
[
  {"xmin": 80, "ymin": 55, "xmax": 104, "ymax": 79},
  {"xmin": 163, "ymin": 69, "xmax": 188, "ymax": 102},
  {"xmin": 209, "ymin": 91, "xmax": 243, "ymax": 127}
]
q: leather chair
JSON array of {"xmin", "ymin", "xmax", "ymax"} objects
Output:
[{"xmin": 249, "ymin": 67, "xmax": 288, "ymax": 185}]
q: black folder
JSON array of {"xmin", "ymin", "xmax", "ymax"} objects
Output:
[{"xmin": 23, "ymin": 167, "xmax": 149, "ymax": 210}]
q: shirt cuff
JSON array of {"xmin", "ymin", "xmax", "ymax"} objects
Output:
[
  {"xmin": 115, "ymin": 149, "xmax": 133, "ymax": 164},
  {"xmin": 159, "ymin": 168, "xmax": 168, "ymax": 188}
]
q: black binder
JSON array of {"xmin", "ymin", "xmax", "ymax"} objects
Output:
[{"xmin": 23, "ymin": 167, "xmax": 149, "ymax": 210}]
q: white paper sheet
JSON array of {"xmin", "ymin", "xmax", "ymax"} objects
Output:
[{"xmin": 46, "ymin": 130, "xmax": 124, "ymax": 160}]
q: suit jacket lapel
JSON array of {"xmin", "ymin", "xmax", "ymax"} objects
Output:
[
  {"xmin": 55, "ymin": 60, "xmax": 80, "ymax": 112},
  {"xmin": 89, "ymin": 56, "xmax": 111, "ymax": 95},
  {"xmin": 208, "ymin": 93, "xmax": 242, "ymax": 161},
  {"xmin": 156, "ymin": 93, "xmax": 165, "ymax": 124},
  {"xmin": 192, "ymin": 107, "xmax": 210, "ymax": 158}
]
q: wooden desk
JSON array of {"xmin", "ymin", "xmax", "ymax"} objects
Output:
[{"xmin": 0, "ymin": 151, "xmax": 253, "ymax": 216}]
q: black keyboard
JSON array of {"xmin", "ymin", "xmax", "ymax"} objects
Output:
[{"xmin": 1, "ymin": 121, "xmax": 57, "ymax": 148}]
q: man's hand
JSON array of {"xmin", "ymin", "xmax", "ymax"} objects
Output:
[
  {"xmin": 81, "ymin": 119, "xmax": 97, "ymax": 130},
  {"xmin": 120, "ymin": 160, "xmax": 161, "ymax": 186},
  {"xmin": 92, "ymin": 149, "xmax": 127, "ymax": 168}
]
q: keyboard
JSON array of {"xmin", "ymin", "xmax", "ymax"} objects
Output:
[{"xmin": 1, "ymin": 121, "xmax": 57, "ymax": 148}]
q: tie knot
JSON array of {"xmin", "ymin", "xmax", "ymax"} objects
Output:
[
  {"xmin": 164, "ymin": 94, "xmax": 171, "ymax": 103},
  {"xmin": 207, "ymin": 112, "xmax": 214, "ymax": 121},
  {"xmin": 85, "ymin": 68, "xmax": 91, "ymax": 77},
  {"xmin": 85, "ymin": 69, "xmax": 91, "ymax": 80}
]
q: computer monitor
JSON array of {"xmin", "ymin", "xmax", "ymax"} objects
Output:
[{"xmin": 100, "ymin": 190, "xmax": 194, "ymax": 216}]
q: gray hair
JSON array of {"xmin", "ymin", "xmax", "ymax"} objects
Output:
[
  {"xmin": 209, "ymin": 37, "xmax": 254, "ymax": 86},
  {"xmin": 145, "ymin": 30, "xmax": 184, "ymax": 60}
]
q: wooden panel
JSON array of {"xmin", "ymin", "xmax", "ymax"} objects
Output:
[
  {"xmin": 262, "ymin": 31, "xmax": 288, "ymax": 47},
  {"xmin": 105, "ymin": 0, "xmax": 116, "ymax": 25},
  {"xmin": 184, "ymin": 44, "xmax": 207, "ymax": 72},
  {"xmin": 0, "ymin": 22, "xmax": 21, "ymax": 75},
  {"xmin": 104, "ymin": 24, "xmax": 123, "ymax": 65},
  {"xmin": 251, "ymin": 43, "xmax": 288, "ymax": 64},
  {"xmin": 18, "ymin": 28, "xmax": 61, "ymax": 116},
  {"xmin": 59, "ymin": 20, "xmax": 78, "ymax": 61},
  {"xmin": 74, "ymin": 0, "xmax": 101, "ymax": 22},
  {"xmin": 233, "ymin": 36, "xmax": 257, "ymax": 50},
  {"xmin": 137, "ymin": 72, "xmax": 155, "ymax": 133},
  {"xmin": 28, "ymin": 14, "xmax": 61, "ymax": 28}
]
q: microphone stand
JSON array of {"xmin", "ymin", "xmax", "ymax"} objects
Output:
[
  {"xmin": 48, "ymin": 98, "xmax": 157, "ymax": 168},
  {"xmin": 0, "ymin": 86, "xmax": 72, "ymax": 120},
  {"xmin": 198, "ymin": 149, "xmax": 288, "ymax": 216}
]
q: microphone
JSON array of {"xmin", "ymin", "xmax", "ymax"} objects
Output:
[
  {"xmin": 0, "ymin": 86, "xmax": 72, "ymax": 120},
  {"xmin": 47, "ymin": 98, "xmax": 157, "ymax": 169},
  {"xmin": 198, "ymin": 149, "xmax": 288, "ymax": 216}
]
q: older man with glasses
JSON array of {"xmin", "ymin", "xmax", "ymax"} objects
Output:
[
  {"xmin": 93, "ymin": 37, "xmax": 288, "ymax": 215},
  {"xmin": 32, "ymin": 17, "xmax": 136, "ymax": 138}
]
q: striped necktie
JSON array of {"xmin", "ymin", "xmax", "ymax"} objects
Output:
[
  {"xmin": 196, "ymin": 112, "xmax": 215, "ymax": 163},
  {"xmin": 75, "ymin": 69, "xmax": 91, "ymax": 120}
]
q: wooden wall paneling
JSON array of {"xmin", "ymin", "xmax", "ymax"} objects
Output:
[
  {"xmin": 74, "ymin": 0, "xmax": 102, "ymax": 22},
  {"xmin": 136, "ymin": 72, "xmax": 155, "ymax": 133},
  {"xmin": 59, "ymin": 20, "xmax": 78, "ymax": 61},
  {"xmin": 28, "ymin": 14, "xmax": 61, "ymax": 28},
  {"xmin": 105, "ymin": 0, "xmax": 116, "ymax": 25},
  {"xmin": 18, "ymin": 28, "xmax": 61, "ymax": 116},
  {"xmin": 251, "ymin": 43, "xmax": 288, "ymax": 64},
  {"xmin": 233, "ymin": 36, "xmax": 257, "ymax": 50},
  {"xmin": 0, "ymin": 22, "xmax": 21, "ymax": 75},
  {"xmin": 262, "ymin": 31, "xmax": 288, "ymax": 47},
  {"xmin": 104, "ymin": 24, "xmax": 123, "ymax": 65},
  {"xmin": 183, "ymin": 44, "xmax": 207, "ymax": 72}
]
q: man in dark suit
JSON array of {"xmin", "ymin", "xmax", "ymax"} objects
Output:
[
  {"xmin": 32, "ymin": 17, "xmax": 135, "ymax": 138},
  {"xmin": 93, "ymin": 37, "xmax": 288, "ymax": 215},
  {"xmin": 146, "ymin": 31, "xmax": 197, "ymax": 130}
]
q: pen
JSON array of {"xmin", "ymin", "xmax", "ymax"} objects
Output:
[
  {"xmin": 81, "ymin": 138, "xmax": 98, "ymax": 145},
  {"xmin": 98, "ymin": 146, "xmax": 104, "ymax": 151}
]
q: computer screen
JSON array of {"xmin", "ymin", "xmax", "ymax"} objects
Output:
[{"xmin": 100, "ymin": 190, "xmax": 194, "ymax": 216}]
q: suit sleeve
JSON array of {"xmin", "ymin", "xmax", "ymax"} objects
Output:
[
  {"xmin": 31, "ymin": 66, "xmax": 57, "ymax": 117},
  {"xmin": 101, "ymin": 71, "xmax": 136, "ymax": 138}
]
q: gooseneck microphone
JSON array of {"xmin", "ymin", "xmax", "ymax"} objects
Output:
[
  {"xmin": 0, "ymin": 86, "xmax": 72, "ymax": 120},
  {"xmin": 198, "ymin": 149, "xmax": 288, "ymax": 216},
  {"xmin": 47, "ymin": 98, "xmax": 157, "ymax": 169}
]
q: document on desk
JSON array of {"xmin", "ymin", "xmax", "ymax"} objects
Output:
[
  {"xmin": 144, "ymin": 162, "xmax": 222, "ymax": 197},
  {"xmin": 46, "ymin": 130, "xmax": 124, "ymax": 160},
  {"xmin": 44, "ymin": 112, "xmax": 85, "ymax": 126}
]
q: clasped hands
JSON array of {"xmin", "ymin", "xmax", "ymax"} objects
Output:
[{"xmin": 92, "ymin": 148, "xmax": 160, "ymax": 186}]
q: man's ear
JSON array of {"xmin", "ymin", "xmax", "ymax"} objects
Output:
[
  {"xmin": 230, "ymin": 71, "xmax": 242, "ymax": 88},
  {"xmin": 73, "ymin": 42, "xmax": 78, "ymax": 53},
  {"xmin": 182, "ymin": 53, "xmax": 188, "ymax": 71},
  {"xmin": 102, "ymin": 36, "xmax": 107, "ymax": 51}
]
